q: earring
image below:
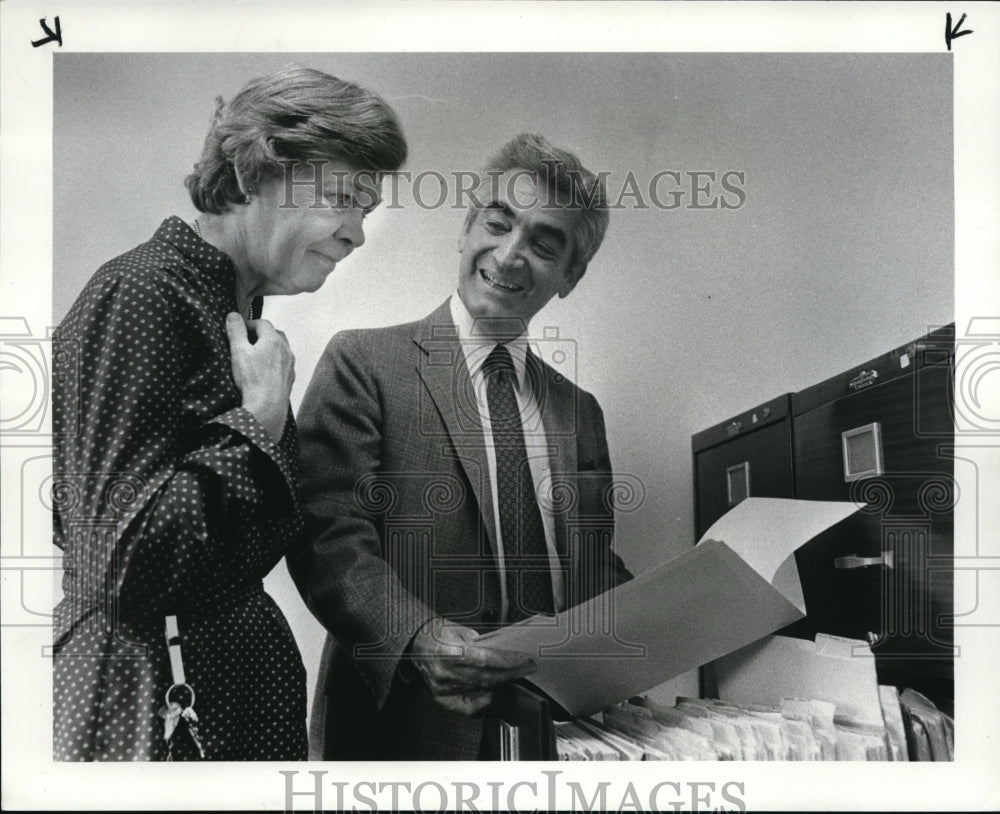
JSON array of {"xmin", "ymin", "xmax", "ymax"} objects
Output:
[{"xmin": 244, "ymin": 193, "xmax": 252, "ymax": 205}]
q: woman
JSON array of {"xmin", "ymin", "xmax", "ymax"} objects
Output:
[{"xmin": 51, "ymin": 65, "xmax": 407, "ymax": 761}]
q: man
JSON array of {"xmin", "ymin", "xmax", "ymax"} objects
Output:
[{"xmin": 290, "ymin": 133, "xmax": 632, "ymax": 760}]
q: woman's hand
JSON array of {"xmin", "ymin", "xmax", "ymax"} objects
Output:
[{"xmin": 225, "ymin": 312, "xmax": 295, "ymax": 442}]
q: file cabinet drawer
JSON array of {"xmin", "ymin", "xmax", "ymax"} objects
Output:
[
  {"xmin": 692, "ymin": 393, "xmax": 795, "ymax": 539},
  {"xmin": 790, "ymin": 327, "xmax": 954, "ymax": 711}
]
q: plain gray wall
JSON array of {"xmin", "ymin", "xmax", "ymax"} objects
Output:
[{"xmin": 54, "ymin": 52, "xmax": 953, "ymax": 709}]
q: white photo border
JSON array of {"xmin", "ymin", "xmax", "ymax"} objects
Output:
[{"xmin": 2, "ymin": 1, "xmax": 998, "ymax": 810}]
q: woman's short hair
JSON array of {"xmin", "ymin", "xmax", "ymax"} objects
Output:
[
  {"xmin": 471, "ymin": 133, "xmax": 609, "ymax": 283},
  {"xmin": 186, "ymin": 65, "xmax": 408, "ymax": 214}
]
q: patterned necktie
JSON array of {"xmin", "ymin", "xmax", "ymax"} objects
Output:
[{"xmin": 484, "ymin": 344, "xmax": 554, "ymax": 621}]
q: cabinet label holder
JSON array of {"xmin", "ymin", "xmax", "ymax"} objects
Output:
[
  {"xmin": 841, "ymin": 422, "xmax": 884, "ymax": 482},
  {"xmin": 726, "ymin": 461, "xmax": 751, "ymax": 505}
]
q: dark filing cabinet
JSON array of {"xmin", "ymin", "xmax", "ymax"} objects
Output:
[
  {"xmin": 691, "ymin": 393, "xmax": 796, "ymax": 539},
  {"xmin": 790, "ymin": 324, "xmax": 955, "ymax": 715},
  {"xmin": 690, "ymin": 325, "xmax": 954, "ymax": 716},
  {"xmin": 691, "ymin": 393, "xmax": 798, "ymax": 695}
]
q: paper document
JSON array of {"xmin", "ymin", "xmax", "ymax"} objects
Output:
[
  {"xmin": 474, "ymin": 497, "xmax": 860, "ymax": 716},
  {"xmin": 715, "ymin": 633, "xmax": 883, "ymax": 725}
]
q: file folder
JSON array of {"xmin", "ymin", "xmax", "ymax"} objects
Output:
[{"xmin": 475, "ymin": 498, "xmax": 861, "ymax": 716}]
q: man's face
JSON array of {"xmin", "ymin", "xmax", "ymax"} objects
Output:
[{"xmin": 457, "ymin": 170, "xmax": 582, "ymax": 332}]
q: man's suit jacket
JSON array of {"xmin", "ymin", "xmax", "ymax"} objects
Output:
[{"xmin": 289, "ymin": 300, "xmax": 631, "ymax": 760}]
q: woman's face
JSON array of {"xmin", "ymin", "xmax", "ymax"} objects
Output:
[{"xmin": 240, "ymin": 159, "xmax": 376, "ymax": 296}]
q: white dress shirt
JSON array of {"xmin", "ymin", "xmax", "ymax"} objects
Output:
[{"xmin": 449, "ymin": 293, "xmax": 566, "ymax": 620}]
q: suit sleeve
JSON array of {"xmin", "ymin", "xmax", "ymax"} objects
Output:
[
  {"xmin": 289, "ymin": 331, "xmax": 436, "ymax": 708},
  {"xmin": 566, "ymin": 392, "xmax": 633, "ymax": 608}
]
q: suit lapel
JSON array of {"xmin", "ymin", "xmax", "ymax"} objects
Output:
[
  {"xmin": 532, "ymin": 348, "xmax": 578, "ymax": 564},
  {"xmin": 413, "ymin": 302, "xmax": 499, "ymax": 560}
]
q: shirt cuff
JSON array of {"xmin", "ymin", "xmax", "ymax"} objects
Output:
[
  {"xmin": 397, "ymin": 617, "xmax": 439, "ymax": 685},
  {"xmin": 208, "ymin": 406, "xmax": 296, "ymax": 495}
]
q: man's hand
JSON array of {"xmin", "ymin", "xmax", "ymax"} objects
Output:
[{"xmin": 409, "ymin": 618, "xmax": 537, "ymax": 716}]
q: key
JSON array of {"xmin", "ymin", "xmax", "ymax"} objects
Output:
[
  {"xmin": 181, "ymin": 706, "xmax": 206, "ymax": 759},
  {"xmin": 158, "ymin": 701, "xmax": 182, "ymax": 744}
]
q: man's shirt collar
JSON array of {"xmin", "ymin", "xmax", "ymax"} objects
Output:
[{"xmin": 449, "ymin": 293, "xmax": 531, "ymax": 393}]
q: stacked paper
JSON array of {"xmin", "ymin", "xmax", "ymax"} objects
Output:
[
  {"xmin": 556, "ymin": 694, "xmax": 898, "ymax": 761},
  {"xmin": 898, "ymin": 688, "xmax": 955, "ymax": 761}
]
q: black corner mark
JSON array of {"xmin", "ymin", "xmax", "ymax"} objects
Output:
[
  {"xmin": 945, "ymin": 12, "xmax": 973, "ymax": 51},
  {"xmin": 31, "ymin": 16, "xmax": 62, "ymax": 48}
]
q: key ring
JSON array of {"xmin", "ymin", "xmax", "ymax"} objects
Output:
[{"xmin": 165, "ymin": 682, "xmax": 196, "ymax": 709}]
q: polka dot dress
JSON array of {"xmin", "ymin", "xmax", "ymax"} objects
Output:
[{"xmin": 52, "ymin": 217, "xmax": 308, "ymax": 761}]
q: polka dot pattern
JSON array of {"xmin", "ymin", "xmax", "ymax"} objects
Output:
[{"xmin": 52, "ymin": 217, "xmax": 307, "ymax": 761}]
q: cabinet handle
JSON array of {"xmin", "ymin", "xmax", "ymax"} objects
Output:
[{"xmin": 834, "ymin": 551, "xmax": 894, "ymax": 570}]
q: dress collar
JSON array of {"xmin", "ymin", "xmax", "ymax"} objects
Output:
[{"xmin": 154, "ymin": 216, "xmax": 262, "ymax": 319}]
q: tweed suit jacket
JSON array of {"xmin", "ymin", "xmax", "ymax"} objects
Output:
[{"xmin": 289, "ymin": 300, "xmax": 631, "ymax": 760}]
